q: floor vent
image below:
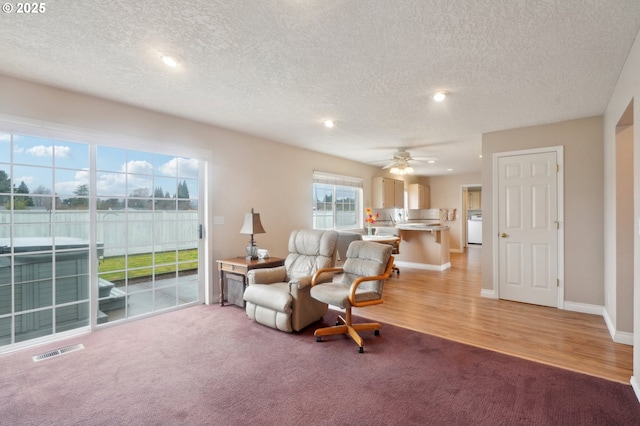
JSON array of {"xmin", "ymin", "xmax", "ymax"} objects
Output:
[{"xmin": 32, "ymin": 343, "xmax": 85, "ymax": 362}]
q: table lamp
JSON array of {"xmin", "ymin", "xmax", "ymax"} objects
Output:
[{"xmin": 239, "ymin": 207, "xmax": 266, "ymax": 260}]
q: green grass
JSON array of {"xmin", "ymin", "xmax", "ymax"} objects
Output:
[{"xmin": 98, "ymin": 249, "xmax": 198, "ymax": 282}]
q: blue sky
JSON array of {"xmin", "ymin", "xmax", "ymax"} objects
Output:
[{"xmin": 0, "ymin": 133, "xmax": 199, "ymax": 199}]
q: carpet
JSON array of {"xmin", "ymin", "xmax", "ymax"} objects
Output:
[{"xmin": 1, "ymin": 304, "xmax": 639, "ymax": 425}]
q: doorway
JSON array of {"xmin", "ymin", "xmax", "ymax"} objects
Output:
[{"xmin": 615, "ymin": 101, "xmax": 634, "ymax": 335}]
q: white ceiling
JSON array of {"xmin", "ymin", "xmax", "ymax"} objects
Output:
[{"xmin": 1, "ymin": 1, "xmax": 640, "ymax": 176}]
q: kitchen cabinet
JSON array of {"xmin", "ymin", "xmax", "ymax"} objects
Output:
[
  {"xmin": 372, "ymin": 177, "xmax": 404, "ymax": 208},
  {"xmin": 408, "ymin": 183, "xmax": 430, "ymax": 209},
  {"xmin": 468, "ymin": 190, "xmax": 482, "ymax": 210}
]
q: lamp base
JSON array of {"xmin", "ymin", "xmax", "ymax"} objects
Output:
[{"xmin": 245, "ymin": 244, "xmax": 258, "ymax": 260}]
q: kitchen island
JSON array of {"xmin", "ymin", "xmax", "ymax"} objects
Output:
[{"xmin": 393, "ymin": 224, "xmax": 450, "ymax": 271}]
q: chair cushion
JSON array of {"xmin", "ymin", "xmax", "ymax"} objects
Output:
[
  {"xmin": 310, "ymin": 281, "xmax": 381, "ymax": 308},
  {"xmin": 341, "ymin": 241, "xmax": 392, "ymax": 297},
  {"xmin": 243, "ymin": 282, "xmax": 292, "ymax": 313},
  {"xmin": 285, "ymin": 229, "xmax": 338, "ymax": 280}
]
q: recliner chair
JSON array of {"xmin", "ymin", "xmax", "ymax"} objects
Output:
[{"xmin": 243, "ymin": 229, "xmax": 338, "ymax": 332}]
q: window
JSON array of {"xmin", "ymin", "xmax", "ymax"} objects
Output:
[{"xmin": 312, "ymin": 171, "xmax": 363, "ymax": 230}]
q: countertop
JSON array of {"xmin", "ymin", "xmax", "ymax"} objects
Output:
[
  {"xmin": 395, "ymin": 224, "xmax": 450, "ymax": 231},
  {"xmin": 373, "ymin": 222, "xmax": 449, "ymax": 232}
]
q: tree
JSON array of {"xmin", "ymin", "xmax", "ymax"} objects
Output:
[
  {"xmin": 177, "ymin": 181, "xmax": 189, "ymax": 198},
  {"xmin": 74, "ymin": 184, "xmax": 89, "ymax": 196},
  {"xmin": 14, "ymin": 181, "xmax": 33, "ymax": 208},
  {"xmin": 0, "ymin": 170, "xmax": 10, "ymax": 207},
  {"xmin": 154, "ymin": 186, "xmax": 174, "ymax": 210},
  {"xmin": 128, "ymin": 188, "xmax": 151, "ymax": 209},
  {"xmin": 69, "ymin": 184, "xmax": 89, "ymax": 208},
  {"xmin": 31, "ymin": 185, "xmax": 52, "ymax": 210},
  {"xmin": 177, "ymin": 180, "xmax": 190, "ymax": 210}
]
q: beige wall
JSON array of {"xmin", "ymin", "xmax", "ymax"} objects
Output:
[
  {"xmin": 481, "ymin": 116, "xmax": 605, "ymax": 307},
  {"xmin": 428, "ymin": 172, "xmax": 482, "ymax": 252},
  {"xmin": 0, "ymin": 74, "xmax": 383, "ymax": 303},
  {"xmin": 603, "ymin": 27, "xmax": 640, "ymax": 387}
]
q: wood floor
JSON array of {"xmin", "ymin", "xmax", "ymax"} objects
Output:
[{"xmin": 352, "ymin": 246, "xmax": 634, "ymax": 384}]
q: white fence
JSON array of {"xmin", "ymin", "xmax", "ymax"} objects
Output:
[{"xmin": 1, "ymin": 210, "xmax": 199, "ymax": 257}]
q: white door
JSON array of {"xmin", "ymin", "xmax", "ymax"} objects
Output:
[{"xmin": 498, "ymin": 151, "xmax": 558, "ymax": 307}]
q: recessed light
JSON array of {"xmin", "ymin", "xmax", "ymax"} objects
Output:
[
  {"xmin": 432, "ymin": 91, "xmax": 449, "ymax": 102},
  {"xmin": 446, "ymin": 168, "xmax": 453, "ymax": 172},
  {"xmin": 160, "ymin": 54, "xmax": 181, "ymax": 68},
  {"xmin": 323, "ymin": 120, "xmax": 335, "ymax": 128}
]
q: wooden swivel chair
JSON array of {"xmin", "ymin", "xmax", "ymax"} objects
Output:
[{"xmin": 310, "ymin": 241, "xmax": 394, "ymax": 353}]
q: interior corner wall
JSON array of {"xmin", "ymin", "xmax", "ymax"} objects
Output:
[
  {"xmin": 481, "ymin": 116, "xmax": 605, "ymax": 307},
  {"xmin": 603, "ymin": 28, "xmax": 640, "ymax": 390}
]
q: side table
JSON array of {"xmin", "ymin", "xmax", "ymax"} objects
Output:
[{"xmin": 216, "ymin": 257, "xmax": 285, "ymax": 307}]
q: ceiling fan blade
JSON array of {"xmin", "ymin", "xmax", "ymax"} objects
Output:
[
  {"xmin": 382, "ymin": 161, "xmax": 395, "ymax": 169},
  {"xmin": 412, "ymin": 156, "xmax": 439, "ymax": 163}
]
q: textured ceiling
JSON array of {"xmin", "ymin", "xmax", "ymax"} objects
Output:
[{"xmin": 1, "ymin": 1, "xmax": 640, "ymax": 176}]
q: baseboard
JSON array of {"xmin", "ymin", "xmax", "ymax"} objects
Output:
[
  {"xmin": 632, "ymin": 376, "xmax": 640, "ymax": 403},
  {"xmin": 450, "ymin": 248, "xmax": 464, "ymax": 254},
  {"xmin": 603, "ymin": 308, "xmax": 635, "ymax": 346},
  {"xmin": 563, "ymin": 301, "xmax": 603, "ymax": 316},
  {"xmin": 565, "ymin": 302, "xmax": 634, "ymax": 346},
  {"xmin": 613, "ymin": 331, "xmax": 635, "ymax": 346},
  {"xmin": 480, "ymin": 288, "xmax": 497, "ymax": 299},
  {"xmin": 395, "ymin": 261, "xmax": 451, "ymax": 271}
]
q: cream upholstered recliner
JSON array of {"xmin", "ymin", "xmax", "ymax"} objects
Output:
[
  {"xmin": 243, "ymin": 229, "xmax": 338, "ymax": 332},
  {"xmin": 310, "ymin": 240, "xmax": 394, "ymax": 353}
]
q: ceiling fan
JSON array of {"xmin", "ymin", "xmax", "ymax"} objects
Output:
[{"xmin": 377, "ymin": 149, "xmax": 438, "ymax": 175}]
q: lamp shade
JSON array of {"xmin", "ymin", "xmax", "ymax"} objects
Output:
[{"xmin": 240, "ymin": 208, "xmax": 266, "ymax": 235}]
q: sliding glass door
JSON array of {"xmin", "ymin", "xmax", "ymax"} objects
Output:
[
  {"xmin": 95, "ymin": 147, "xmax": 201, "ymax": 323},
  {"xmin": 0, "ymin": 130, "xmax": 204, "ymax": 350}
]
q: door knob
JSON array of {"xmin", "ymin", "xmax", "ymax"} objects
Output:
[{"xmin": 501, "ymin": 233, "xmax": 508, "ymax": 238}]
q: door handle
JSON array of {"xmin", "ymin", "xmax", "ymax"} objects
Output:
[{"xmin": 501, "ymin": 233, "xmax": 508, "ymax": 238}]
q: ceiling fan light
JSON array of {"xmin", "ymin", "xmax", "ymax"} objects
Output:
[
  {"xmin": 405, "ymin": 166, "xmax": 414, "ymax": 174},
  {"xmin": 390, "ymin": 166, "xmax": 400, "ymax": 175}
]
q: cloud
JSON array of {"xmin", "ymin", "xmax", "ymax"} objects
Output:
[
  {"xmin": 13, "ymin": 144, "xmax": 72, "ymax": 158},
  {"xmin": 97, "ymin": 172, "xmax": 127, "ymax": 196},
  {"xmin": 159, "ymin": 157, "xmax": 199, "ymax": 178},
  {"xmin": 124, "ymin": 160, "xmax": 153, "ymax": 175},
  {"xmin": 55, "ymin": 169, "xmax": 89, "ymax": 195},
  {"xmin": 54, "ymin": 146, "xmax": 71, "ymax": 158},
  {"xmin": 25, "ymin": 145, "xmax": 54, "ymax": 157},
  {"xmin": 14, "ymin": 175, "xmax": 35, "ymax": 186}
]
